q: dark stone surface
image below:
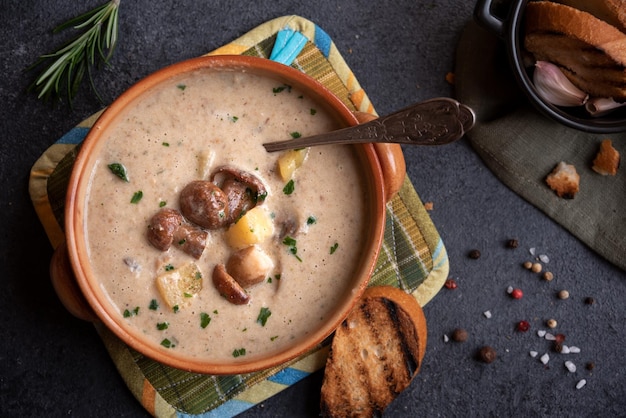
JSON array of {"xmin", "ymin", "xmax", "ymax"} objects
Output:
[{"xmin": 2, "ymin": 0, "xmax": 625, "ymax": 417}]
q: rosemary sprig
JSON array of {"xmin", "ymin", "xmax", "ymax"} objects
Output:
[{"xmin": 27, "ymin": 0, "xmax": 121, "ymax": 105}]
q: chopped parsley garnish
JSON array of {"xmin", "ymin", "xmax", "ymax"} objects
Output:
[
  {"xmin": 178, "ymin": 239, "xmax": 187, "ymax": 246},
  {"xmin": 156, "ymin": 322, "xmax": 169, "ymax": 330},
  {"xmin": 164, "ymin": 264, "xmax": 174, "ymax": 271},
  {"xmin": 159, "ymin": 201, "xmax": 167, "ymax": 207},
  {"xmin": 172, "ymin": 305, "xmax": 179, "ymax": 313},
  {"xmin": 307, "ymin": 216, "xmax": 317, "ymax": 225},
  {"xmin": 149, "ymin": 299, "xmax": 159, "ymax": 310},
  {"xmin": 282, "ymin": 236, "xmax": 302, "ymax": 262},
  {"xmin": 283, "ymin": 179, "xmax": 295, "ymax": 195},
  {"xmin": 161, "ymin": 338, "xmax": 174, "ymax": 348},
  {"xmin": 270, "ymin": 336, "xmax": 279, "ymax": 341},
  {"xmin": 177, "ymin": 84, "xmax": 186, "ymax": 91},
  {"xmin": 200, "ymin": 312, "xmax": 211, "ymax": 329},
  {"xmin": 257, "ymin": 307, "xmax": 272, "ymax": 326},
  {"xmin": 232, "ymin": 348, "xmax": 246, "ymax": 358},
  {"xmin": 310, "ymin": 108, "xmax": 317, "ymax": 115},
  {"xmin": 230, "ymin": 116, "xmax": 239, "ymax": 122},
  {"xmin": 123, "ymin": 306, "xmax": 140, "ymax": 317},
  {"xmin": 130, "ymin": 190, "xmax": 143, "ymax": 204},
  {"xmin": 272, "ymin": 84, "xmax": 291, "ymax": 94},
  {"xmin": 290, "ymin": 131, "xmax": 302, "ymax": 139},
  {"xmin": 162, "ymin": 141, "xmax": 170, "ymax": 147},
  {"xmin": 107, "ymin": 163, "xmax": 129, "ymax": 182},
  {"xmin": 183, "ymin": 292, "xmax": 193, "ymax": 298},
  {"xmin": 330, "ymin": 243, "xmax": 339, "ymax": 254},
  {"xmin": 195, "ymin": 271, "xmax": 202, "ymax": 280}
]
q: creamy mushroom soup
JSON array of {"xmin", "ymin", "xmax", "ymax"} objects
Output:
[{"xmin": 84, "ymin": 69, "xmax": 369, "ymax": 362}]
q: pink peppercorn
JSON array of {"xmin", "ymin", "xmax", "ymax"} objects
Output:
[
  {"xmin": 444, "ymin": 278, "xmax": 458, "ymax": 290},
  {"xmin": 517, "ymin": 320, "xmax": 530, "ymax": 332},
  {"xmin": 510, "ymin": 288, "xmax": 523, "ymax": 299}
]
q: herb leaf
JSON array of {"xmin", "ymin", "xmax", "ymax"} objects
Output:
[
  {"xmin": 283, "ymin": 179, "xmax": 295, "ymax": 195},
  {"xmin": 257, "ymin": 307, "xmax": 272, "ymax": 326},
  {"xmin": 200, "ymin": 312, "xmax": 211, "ymax": 329},
  {"xmin": 107, "ymin": 163, "xmax": 129, "ymax": 182},
  {"xmin": 130, "ymin": 191, "xmax": 143, "ymax": 204}
]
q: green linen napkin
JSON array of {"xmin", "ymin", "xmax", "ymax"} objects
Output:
[{"xmin": 455, "ymin": 20, "xmax": 626, "ymax": 271}]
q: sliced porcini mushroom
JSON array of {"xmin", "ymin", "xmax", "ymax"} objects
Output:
[
  {"xmin": 212, "ymin": 263, "xmax": 250, "ymax": 305},
  {"xmin": 179, "ymin": 180, "xmax": 229, "ymax": 229},
  {"xmin": 173, "ymin": 224, "xmax": 208, "ymax": 259},
  {"xmin": 226, "ymin": 245, "xmax": 274, "ymax": 288},
  {"xmin": 220, "ymin": 176, "xmax": 255, "ymax": 224},
  {"xmin": 211, "ymin": 166, "xmax": 268, "ymax": 225},
  {"xmin": 147, "ymin": 208, "xmax": 184, "ymax": 250}
]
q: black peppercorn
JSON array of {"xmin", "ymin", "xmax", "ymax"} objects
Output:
[
  {"xmin": 506, "ymin": 239, "xmax": 519, "ymax": 248},
  {"xmin": 451, "ymin": 328, "xmax": 468, "ymax": 342},
  {"xmin": 478, "ymin": 346, "xmax": 496, "ymax": 363},
  {"xmin": 584, "ymin": 297, "xmax": 595, "ymax": 305},
  {"xmin": 468, "ymin": 249, "xmax": 481, "ymax": 259}
]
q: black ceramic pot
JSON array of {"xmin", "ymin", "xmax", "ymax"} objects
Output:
[{"xmin": 474, "ymin": 0, "xmax": 626, "ymax": 133}]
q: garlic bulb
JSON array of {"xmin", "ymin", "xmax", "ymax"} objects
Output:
[
  {"xmin": 533, "ymin": 61, "xmax": 588, "ymax": 107},
  {"xmin": 585, "ymin": 97, "xmax": 626, "ymax": 117}
]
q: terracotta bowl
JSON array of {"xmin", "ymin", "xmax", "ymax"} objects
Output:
[{"xmin": 51, "ymin": 55, "xmax": 406, "ymax": 375}]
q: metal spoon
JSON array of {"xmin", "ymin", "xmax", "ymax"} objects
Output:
[{"xmin": 263, "ymin": 97, "xmax": 475, "ymax": 152}]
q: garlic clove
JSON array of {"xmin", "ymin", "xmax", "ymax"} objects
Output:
[
  {"xmin": 585, "ymin": 97, "xmax": 626, "ymax": 117},
  {"xmin": 533, "ymin": 61, "xmax": 589, "ymax": 107}
]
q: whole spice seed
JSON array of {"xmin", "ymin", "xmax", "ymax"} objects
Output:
[
  {"xmin": 444, "ymin": 278, "xmax": 457, "ymax": 290},
  {"xmin": 478, "ymin": 346, "xmax": 497, "ymax": 363},
  {"xmin": 586, "ymin": 362, "xmax": 595, "ymax": 371},
  {"xmin": 468, "ymin": 249, "xmax": 481, "ymax": 259},
  {"xmin": 506, "ymin": 239, "xmax": 519, "ymax": 248},
  {"xmin": 517, "ymin": 320, "xmax": 531, "ymax": 332},
  {"xmin": 585, "ymin": 297, "xmax": 595, "ymax": 305},
  {"xmin": 451, "ymin": 328, "xmax": 468, "ymax": 342},
  {"xmin": 546, "ymin": 319, "xmax": 558, "ymax": 329},
  {"xmin": 553, "ymin": 342, "xmax": 563, "ymax": 353},
  {"xmin": 558, "ymin": 290, "xmax": 570, "ymax": 300},
  {"xmin": 510, "ymin": 288, "xmax": 523, "ymax": 299},
  {"xmin": 555, "ymin": 333, "xmax": 566, "ymax": 343},
  {"xmin": 523, "ymin": 261, "xmax": 533, "ymax": 270},
  {"xmin": 543, "ymin": 271, "xmax": 554, "ymax": 281},
  {"xmin": 531, "ymin": 263, "xmax": 543, "ymax": 273}
]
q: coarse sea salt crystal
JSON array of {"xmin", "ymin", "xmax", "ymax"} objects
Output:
[
  {"xmin": 540, "ymin": 353, "xmax": 550, "ymax": 364},
  {"xmin": 545, "ymin": 333, "xmax": 556, "ymax": 341},
  {"xmin": 539, "ymin": 254, "xmax": 550, "ymax": 263},
  {"xmin": 530, "ymin": 247, "xmax": 536, "ymax": 256},
  {"xmin": 507, "ymin": 286, "xmax": 514, "ymax": 294},
  {"xmin": 569, "ymin": 346, "xmax": 581, "ymax": 354},
  {"xmin": 537, "ymin": 330, "xmax": 546, "ymax": 337},
  {"xmin": 530, "ymin": 351, "xmax": 538, "ymax": 358},
  {"xmin": 576, "ymin": 379, "xmax": 587, "ymax": 389},
  {"xmin": 565, "ymin": 360, "xmax": 577, "ymax": 373},
  {"xmin": 561, "ymin": 345, "xmax": 571, "ymax": 354},
  {"xmin": 483, "ymin": 310, "xmax": 492, "ymax": 319},
  {"xmin": 443, "ymin": 334, "xmax": 449, "ymax": 343}
]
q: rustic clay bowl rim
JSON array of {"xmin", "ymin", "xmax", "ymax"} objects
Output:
[{"xmin": 64, "ymin": 55, "xmax": 388, "ymax": 375}]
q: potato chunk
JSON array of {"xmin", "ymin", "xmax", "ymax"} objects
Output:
[
  {"xmin": 156, "ymin": 262, "xmax": 203, "ymax": 310},
  {"xmin": 277, "ymin": 149, "xmax": 308, "ymax": 181},
  {"xmin": 224, "ymin": 206, "xmax": 274, "ymax": 249}
]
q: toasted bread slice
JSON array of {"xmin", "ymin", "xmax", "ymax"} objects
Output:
[
  {"xmin": 524, "ymin": 2, "xmax": 626, "ymax": 100},
  {"xmin": 553, "ymin": 0, "xmax": 626, "ymax": 33},
  {"xmin": 320, "ymin": 286, "xmax": 427, "ymax": 418}
]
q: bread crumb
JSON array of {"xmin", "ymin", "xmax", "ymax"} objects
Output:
[
  {"xmin": 424, "ymin": 201, "xmax": 434, "ymax": 211},
  {"xmin": 545, "ymin": 162, "xmax": 580, "ymax": 199},
  {"xmin": 592, "ymin": 139, "xmax": 620, "ymax": 175}
]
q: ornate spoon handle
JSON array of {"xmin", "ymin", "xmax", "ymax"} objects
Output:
[{"xmin": 263, "ymin": 97, "xmax": 475, "ymax": 152}]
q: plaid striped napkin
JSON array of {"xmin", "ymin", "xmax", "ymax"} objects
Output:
[{"xmin": 29, "ymin": 16, "xmax": 448, "ymax": 417}]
